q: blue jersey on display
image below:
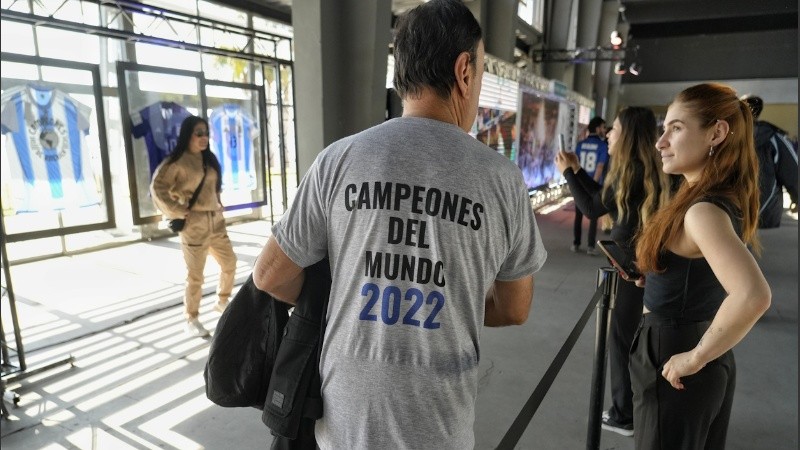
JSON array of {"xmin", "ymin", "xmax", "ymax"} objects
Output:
[
  {"xmin": 576, "ymin": 134, "xmax": 609, "ymax": 183},
  {"xmin": 1, "ymin": 84, "xmax": 100, "ymax": 212},
  {"xmin": 209, "ymin": 104, "xmax": 259, "ymax": 191},
  {"xmin": 131, "ymin": 101, "xmax": 192, "ymax": 177}
]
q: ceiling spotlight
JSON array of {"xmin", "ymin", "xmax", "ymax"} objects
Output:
[
  {"xmin": 628, "ymin": 63, "xmax": 641, "ymax": 76},
  {"xmin": 610, "ymin": 30, "xmax": 623, "ymax": 48},
  {"xmin": 614, "ymin": 62, "xmax": 627, "ymax": 75}
]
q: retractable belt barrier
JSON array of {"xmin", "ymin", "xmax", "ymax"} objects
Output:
[{"xmin": 496, "ymin": 268, "xmax": 619, "ymax": 450}]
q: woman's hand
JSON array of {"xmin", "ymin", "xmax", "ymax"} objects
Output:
[
  {"xmin": 661, "ymin": 351, "xmax": 705, "ymax": 390},
  {"xmin": 555, "ymin": 150, "xmax": 580, "ymax": 174}
]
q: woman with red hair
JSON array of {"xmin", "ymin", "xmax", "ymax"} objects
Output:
[{"xmin": 632, "ymin": 83, "xmax": 772, "ymax": 448}]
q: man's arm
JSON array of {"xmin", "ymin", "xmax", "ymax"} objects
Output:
[
  {"xmin": 484, "ymin": 275, "xmax": 534, "ymax": 326},
  {"xmin": 253, "ymin": 236, "xmax": 305, "ymax": 305}
]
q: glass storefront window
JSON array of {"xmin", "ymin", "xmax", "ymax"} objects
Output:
[
  {"xmin": 36, "ymin": 27, "xmax": 101, "ymax": 64},
  {"xmin": 1, "ymin": 21, "xmax": 35, "ymax": 55},
  {"xmin": 204, "ymin": 84, "xmax": 267, "ymax": 210},
  {"xmin": 1, "ymin": 60, "xmax": 113, "ymax": 239},
  {"xmin": 119, "ymin": 67, "xmax": 202, "ymax": 222},
  {"xmin": 133, "ymin": 43, "xmax": 202, "ymax": 71},
  {"xmin": 33, "ymin": 0, "xmax": 100, "ymax": 26}
]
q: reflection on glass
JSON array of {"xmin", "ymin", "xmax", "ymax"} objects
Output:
[
  {"xmin": 37, "ymin": 28, "xmax": 101, "ymax": 64},
  {"xmin": 133, "ymin": 42, "xmax": 201, "ymax": 71},
  {"xmin": 279, "ymin": 64, "xmax": 293, "ymax": 105},
  {"xmin": 0, "ymin": 21, "xmax": 35, "ymax": 55},
  {"xmin": 123, "ymin": 69, "xmax": 201, "ymax": 219},
  {"xmin": 1, "ymin": 61, "xmax": 39, "ymax": 81},
  {"xmin": 201, "ymin": 53, "xmax": 256, "ymax": 84},
  {"xmin": 282, "ymin": 105, "xmax": 297, "ymax": 203},
  {"xmin": 205, "ymin": 85, "xmax": 266, "ymax": 210},
  {"xmin": 41, "ymin": 66, "xmax": 94, "ymax": 86}
]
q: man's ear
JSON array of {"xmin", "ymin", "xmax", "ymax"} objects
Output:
[{"xmin": 454, "ymin": 51, "xmax": 472, "ymax": 97}]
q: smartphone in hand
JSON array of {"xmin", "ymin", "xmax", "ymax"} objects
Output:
[
  {"xmin": 558, "ymin": 133, "xmax": 570, "ymax": 153},
  {"xmin": 597, "ymin": 240, "xmax": 643, "ymax": 281}
]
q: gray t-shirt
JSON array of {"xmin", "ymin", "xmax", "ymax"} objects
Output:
[{"xmin": 272, "ymin": 117, "xmax": 547, "ymax": 449}]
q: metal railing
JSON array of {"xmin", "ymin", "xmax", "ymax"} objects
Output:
[{"xmin": 497, "ymin": 267, "xmax": 619, "ymax": 450}]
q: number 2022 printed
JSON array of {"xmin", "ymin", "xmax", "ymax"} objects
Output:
[{"xmin": 358, "ymin": 282, "xmax": 444, "ymax": 329}]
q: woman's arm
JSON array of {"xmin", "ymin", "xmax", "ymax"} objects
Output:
[
  {"xmin": 150, "ymin": 161, "xmax": 190, "ymax": 218},
  {"xmin": 661, "ymin": 202, "xmax": 771, "ymax": 390},
  {"xmin": 555, "ymin": 150, "xmax": 609, "ymax": 219}
]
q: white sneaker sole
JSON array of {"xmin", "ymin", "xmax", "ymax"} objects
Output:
[{"xmin": 601, "ymin": 423, "xmax": 634, "ymax": 437}]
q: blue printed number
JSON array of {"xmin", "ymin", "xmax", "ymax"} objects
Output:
[
  {"xmin": 424, "ymin": 291, "xmax": 444, "ymax": 329},
  {"xmin": 381, "ymin": 286, "xmax": 402, "ymax": 325},
  {"xmin": 359, "ymin": 283, "xmax": 380, "ymax": 321},
  {"xmin": 402, "ymin": 288, "xmax": 423, "ymax": 326},
  {"xmin": 359, "ymin": 283, "xmax": 444, "ymax": 329}
]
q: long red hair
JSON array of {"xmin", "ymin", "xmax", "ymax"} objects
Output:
[{"xmin": 635, "ymin": 83, "xmax": 760, "ymax": 273}]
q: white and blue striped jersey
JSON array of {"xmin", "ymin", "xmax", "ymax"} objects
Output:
[
  {"xmin": 209, "ymin": 104, "xmax": 259, "ymax": 192},
  {"xmin": 1, "ymin": 84, "xmax": 100, "ymax": 213}
]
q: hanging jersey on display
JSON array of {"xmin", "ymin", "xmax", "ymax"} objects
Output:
[
  {"xmin": 131, "ymin": 101, "xmax": 192, "ymax": 178},
  {"xmin": 209, "ymin": 104, "xmax": 259, "ymax": 191},
  {"xmin": 0, "ymin": 84, "xmax": 100, "ymax": 213}
]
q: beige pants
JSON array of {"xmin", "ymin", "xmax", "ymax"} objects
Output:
[{"xmin": 179, "ymin": 211, "xmax": 237, "ymax": 320}]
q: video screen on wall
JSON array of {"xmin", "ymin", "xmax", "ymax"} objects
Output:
[
  {"xmin": 517, "ymin": 90, "xmax": 564, "ymax": 190},
  {"xmin": 471, "ymin": 106, "xmax": 517, "ymax": 161}
]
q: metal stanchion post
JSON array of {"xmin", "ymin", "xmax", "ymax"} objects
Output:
[{"xmin": 586, "ymin": 267, "xmax": 619, "ymax": 450}]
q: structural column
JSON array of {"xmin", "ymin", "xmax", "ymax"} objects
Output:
[
  {"xmin": 594, "ymin": 1, "xmax": 623, "ymax": 118},
  {"xmin": 572, "ymin": 0, "xmax": 603, "ymax": 98},
  {"xmin": 292, "ymin": 0, "xmax": 392, "ymax": 177},
  {"xmin": 542, "ymin": 0, "xmax": 577, "ymax": 86},
  {"xmin": 484, "ymin": 0, "xmax": 516, "ymax": 63}
]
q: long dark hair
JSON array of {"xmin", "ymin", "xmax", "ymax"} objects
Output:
[
  {"xmin": 167, "ymin": 115, "xmax": 222, "ymax": 192},
  {"xmin": 603, "ymin": 107, "xmax": 671, "ymax": 228}
]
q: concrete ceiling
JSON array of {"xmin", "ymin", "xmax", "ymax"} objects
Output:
[
  {"xmin": 215, "ymin": 0, "xmax": 797, "ymax": 88},
  {"xmin": 619, "ymin": 0, "xmax": 798, "ymax": 83}
]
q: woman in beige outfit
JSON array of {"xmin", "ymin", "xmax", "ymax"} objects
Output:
[{"xmin": 150, "ymin": 116, "xmax": 237, "ymax": 337}]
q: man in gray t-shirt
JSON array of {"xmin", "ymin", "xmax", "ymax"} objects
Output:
[{"xmin": 254, "ymin": 1, "xmax": 547, "ymax": 448}]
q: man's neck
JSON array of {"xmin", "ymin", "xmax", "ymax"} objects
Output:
[{"xmin": 400, "ymin": 88, "xmax": 464, "ymax": 130}]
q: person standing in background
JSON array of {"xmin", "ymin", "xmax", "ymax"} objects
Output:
[
  {"xmin": 556, "ymin": 107, "xmax": 672, "ymax": 437},
  {"xmin": 150, "ymin": 116, "xmax": 237, "ymax": 338},
  {"xmin": 741, "ymin": 95, "xmax": 798, "ymax": 228},
  {"xmin": 571, "ymin": 116, "xmax": 608, "ymax": 255}
]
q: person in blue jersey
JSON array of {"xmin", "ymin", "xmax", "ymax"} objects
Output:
[
  {"xmin": 571, "ymin": 116, "xmax": 609, "ymax": 255},
  {"xmin": 150, "ymin": 116, "xmax": 237, "ymax": 338},
  {"xmin": 633, "ymin": 83, "xmax": 771, "ymax": 449},
  {"xmin": 252, "ymin": 1, "xmax": 547, "ymax": 448}
]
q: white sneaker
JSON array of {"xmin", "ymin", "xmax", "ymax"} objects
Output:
[
  {"xmin": 184, "ymin": 318, "xmax": 210, "ymax": 337},
  {"xmin": 213, "ymin": 301, "xmax": 228, "ymax": 313}
]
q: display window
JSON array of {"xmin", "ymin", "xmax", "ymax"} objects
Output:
[
  {"xmin": 0, "ymin": 55, "xmax": 114, "ymax": 242},
  {"xmin": 204, "ymin": 82, "xmax": 268, "ymax": 210},
  {"xmin": 117, "ymin": 63, "xmax": 204, "ymax": 224}
]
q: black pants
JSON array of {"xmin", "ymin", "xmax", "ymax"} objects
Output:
[
  {"xmin": 606, "ymin": 279, "xmax": 643, "ymax": 425},
  {"xmin": 630, "ymin": 314, "xmax": 736, "ymax": 449},
  {"xmin": 574, "ymin": 209, "xmax": 598, "ymax": 247}
]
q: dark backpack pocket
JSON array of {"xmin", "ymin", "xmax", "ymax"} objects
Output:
[{"xmin": 262, "ymin": 311, "xmax": 319, "ymax": 438}]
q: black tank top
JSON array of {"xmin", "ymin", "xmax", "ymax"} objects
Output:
[{"xmin": 642, "ymin": 197, "xmax": 743, "ymax": 321}]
